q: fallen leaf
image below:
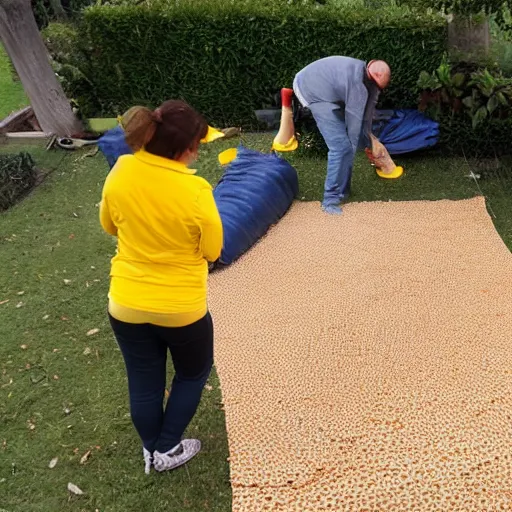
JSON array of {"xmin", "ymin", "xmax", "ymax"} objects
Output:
[
  {"xmin": 20, "ymin": 345, "xmax": 28, "ymax": 350},
  {"xmin": 83, "ymin": 347, "xmax": 92, "ymax": 356},
  {"xmin": 61, "ymin": 316, "xmax": 68, "ymax": 321},
  {"xmin": 53, "ymin": 375, "xmax": 59, "ymax": 380},
  {"xmin": 90, "ymin": 266, "xmax": 96, "ymax": 270},
  {"xmin": 80, "ymin": 450, "xmax": 91, "ymax": 465},
  {"xmin": 86, "ymin": 328, "xmax": 99, "ymax": 336},
  {"xmin": 67, "ymin": 482, "xmax": 84, "ymax": 495},
  {"xmin": 0, "ymin": 299, "xmax": 9, "ymax": 305},
  {"xmin": 27, "ymin": 420, "xmax": 36, "ymax": 431},
  {"xmin": 43, "ymin": 314, "xmax": 50, "ymax": 320},
  {"xmin": 16, "ymin": 302, "xmax": 24, "ymax": 308},
  {"xmin": 17, "ymin": 291, "xmax": 25, "ymax": 296},
  {"xmin": 73, "ymin": 447, "xmax": 79, "ymax": 454},
  {"xmin": 30, "ymin": 371, "xmax": 46, "ymax": 384},
  {"xmin": 49, "ymin": 457, "xmax": 58, "ymax": 469},
  {"xmin": 69, "ymin": 234, "xmax": 75, "ymax": 240},
  {"xmin": 72, "ymin": 212, "xmax": 79, "ymax": 218},
  {"xmin": 205, "ymin": 384, "xmax": 213, "ymax": 391},
  {"xmin": 63, "ymin": 279, "xmax": 72, "ymax": 285},
  {"xmin": 53, "ymin": 348, "xmax": 59, "ymax": 353},
  {"xmin": 64, "ymin": 407, "xmax": 71, "ymax": 415}
]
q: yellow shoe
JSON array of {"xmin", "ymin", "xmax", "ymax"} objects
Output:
[
  {"xmin": 272, "ymin": 136, "xmax": 298, "ymax": 152},
  {"xmin": 218, "ymin": 148, "xmax": 237, "ymax": 165},
  {"xmin": 201, "ymin": 126, "xmax": 225, "ymax": 144},
  {"xmin": 376, "ymin": 166, "xmax": 403, "ymax": 179}
]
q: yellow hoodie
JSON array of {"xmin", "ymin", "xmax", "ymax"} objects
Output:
[{"xmin": 100, "ymin": 150, "xmax": 223, "ymax": 327}]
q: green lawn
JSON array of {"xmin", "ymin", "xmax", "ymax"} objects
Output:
[
  {"xmin": 0, "ymin": 45, "xmax": 28, "ymax": 119},
  {"xmin": 2, "ymin": 38, "xmax": 512, "ymax": 511},
  {"xmin": 2, "ymin": 132, "xmax": 512, "ymax": 512}
]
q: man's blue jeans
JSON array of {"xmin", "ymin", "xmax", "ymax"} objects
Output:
[{"xmin": 308, "ymin": 102, "xmax": 355, "ymax": 208}]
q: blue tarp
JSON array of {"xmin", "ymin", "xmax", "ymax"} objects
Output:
[
  {"xmin": 96, "ymin": 126, "xmax": 132, "ymax": 168},
  {"xmin": 214, "ymin": 146, "xmax": 299, "ymax": 266},
  {"xmin": 372, "ymin": 109, "xmax": 439, "ymax": 155}
]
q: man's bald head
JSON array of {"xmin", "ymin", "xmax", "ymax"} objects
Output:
[{"xmin": 367, "ymin": 60, "xmax": 391, "ymax": 89}]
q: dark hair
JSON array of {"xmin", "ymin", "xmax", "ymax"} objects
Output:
[{"xmin": 121, "ymin": 100, "xmax": 208, "ymax": 160}]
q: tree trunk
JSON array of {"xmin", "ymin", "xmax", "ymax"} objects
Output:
[
  {"xmin": 48, "ymin": 0, "xmax": 68, "ymax": 20},
  {"xmin": 448, "ymin": 14, "xmax": 491, "ymax": 60},
  {"xmin": 0, "ymin": 0, "xmax": 82, "ymax": 136}
]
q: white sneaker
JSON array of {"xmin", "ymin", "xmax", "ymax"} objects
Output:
[
  {"xmin": 143, "ymin": 447, "xmax": 152, "ymax": 475},
  {"xmin": 153, "ymin": 439, "xmax": 201, "ymax": 472}
]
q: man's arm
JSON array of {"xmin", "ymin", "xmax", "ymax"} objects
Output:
[
  {"xmin": 344, "ymin": 80, "xmax": 369, "ymax": 154},
  {"xmin": 360, "ymin": 80, "xmax": 380, "ymax": 149}
]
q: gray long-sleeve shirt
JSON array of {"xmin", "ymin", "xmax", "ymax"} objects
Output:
[{"xmin": 294, "ymin": 56, "xmax": 380, "ymax": 151}]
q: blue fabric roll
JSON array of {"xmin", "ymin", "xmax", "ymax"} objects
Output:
[
  {"xmin": 372, "ymin": 109, "xmax": 439, "ymax": 155},
  {"xmin": 214, "ymin": 146, "xmax": 299, "ymax": 266}
]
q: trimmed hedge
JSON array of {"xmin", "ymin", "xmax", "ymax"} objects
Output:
[{"xmin": 46, "ymin": 1, "xmax": 446, "ymax": 127}]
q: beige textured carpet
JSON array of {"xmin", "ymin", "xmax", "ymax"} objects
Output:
[{"xmin": 209, "ymin": 197, "xmax": 512, "ymax": 511}]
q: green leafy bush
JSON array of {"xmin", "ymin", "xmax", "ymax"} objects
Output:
[
  {"xmin": 418, "ymin": 59, "xmax": 512, "ymax": 126},
  {"xmin": 45, "ymin": 1, "xmax": 446, "ymax": 127},
  {"xmin": 417, "ymin": 59, "xmax": 512, "ymax": 156},
  {"xmin": 32, "ymin": 0, "xmax": 96, "ymax": 28},
  {"xmin": 397, "ymin": 0, "xmax": 512, "ymax": 24},
  {"xmin": 438, "ymin": 114, "xmax": 512, "ymax": 157}
]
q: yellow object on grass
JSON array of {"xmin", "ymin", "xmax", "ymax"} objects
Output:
[
  {"xmin": 272, "ymin": 136, "xmax": 298, "ymax": 152},
  {"xmin": 218, "ymin": 148, "xmax": 238, "ymax": 166},
  {"xmin": 376, "ymin": 166, "xmax": 404, "ymax": 179},
  {"xmin": 201, "ymin": 125, "xmax": 226, "ymax": 143}
]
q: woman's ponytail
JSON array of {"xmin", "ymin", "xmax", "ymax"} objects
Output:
[{"xmin": 121, "ymin": 106, "xmax": 160, "ymax": 151}]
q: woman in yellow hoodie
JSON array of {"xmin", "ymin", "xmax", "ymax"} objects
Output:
[{"xmin": 100, "ymin": 100, "xmax": 223, "ymax": 474}]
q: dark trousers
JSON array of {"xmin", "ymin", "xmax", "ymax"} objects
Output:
[{"xmin": 109, "ymin": 312, "xmax": 214, "ymax": 453}]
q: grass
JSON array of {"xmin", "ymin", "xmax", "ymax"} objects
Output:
[
  {"xmin": 2, "ymin": 135, "xmax": 512, "ymax": 512},
  {"xmin": 0, "ymin": 45, "xmax": 28, "ymax": 120},
  {"xmin": 2, "ymin": 132, "xmax": 512, "ymax": 512}
]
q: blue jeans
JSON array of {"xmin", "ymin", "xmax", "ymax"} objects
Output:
[
  {"xmin": 308, "ymin": 102, "xmax": 355, "ymax": 207},
  {"xmin": 109, "ymin": 312, "xmax": 213, "ymax": 453}
]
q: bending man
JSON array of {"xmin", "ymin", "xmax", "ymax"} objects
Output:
[{"xmin": 293, "ymin": 56, "xmax": 391, "ymax": 214}]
